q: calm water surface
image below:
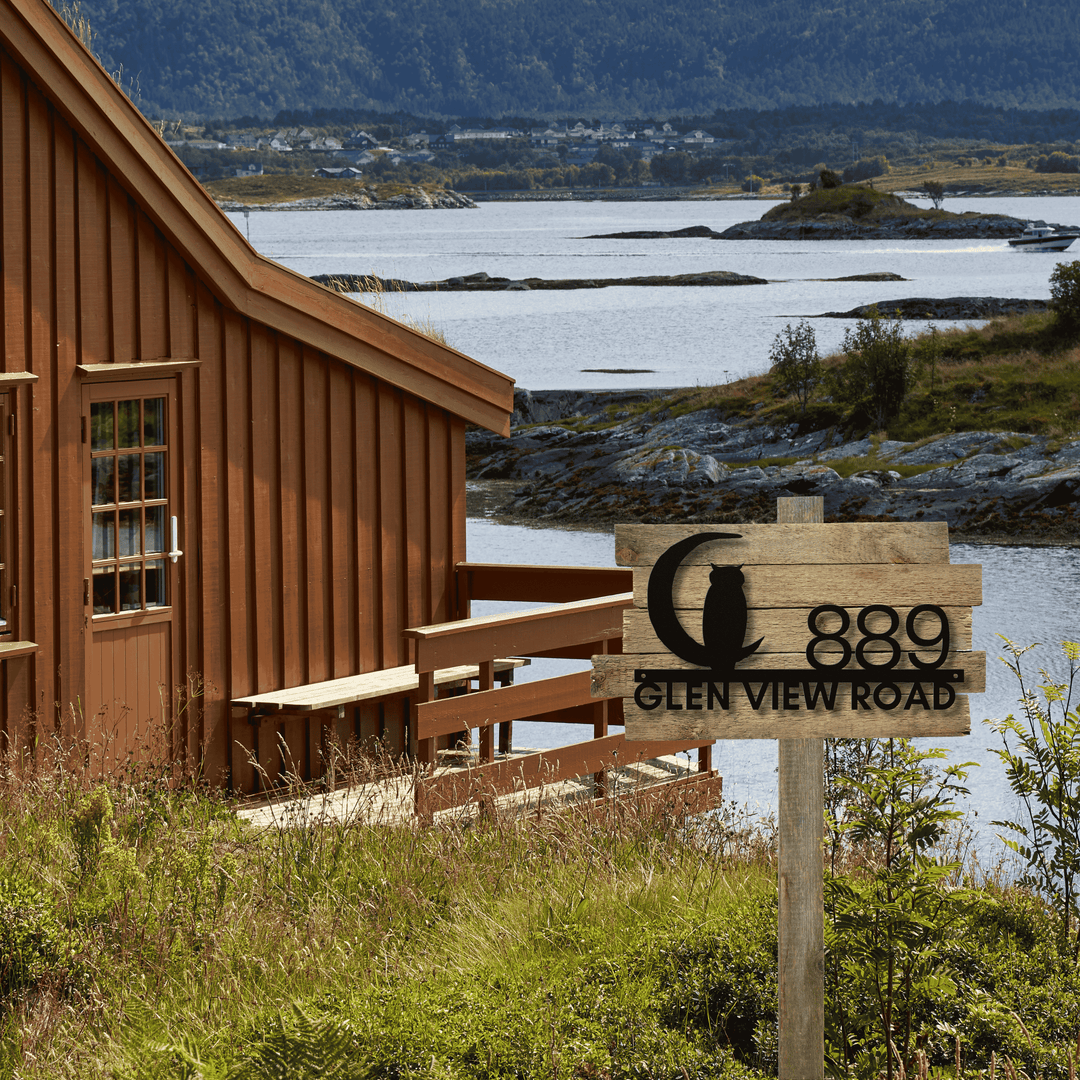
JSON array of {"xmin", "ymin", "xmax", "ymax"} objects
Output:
[{"xmin": 236, "ymin": 195, "xmax": 1080, "ymax": 390}]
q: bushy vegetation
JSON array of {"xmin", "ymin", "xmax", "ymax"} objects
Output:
[
  {"xmin": 4, "ymin": 657, "xmax": 1080, "ymax": 1080},
  {"xmin": 831, "ymin": 307, "xmax": 913, "ymax": 430},
  {"xmin": 1031, "ymin": 152, "xmax": 1080, "ymax": 174},
  {"xmin": 760, "ymin": 186, "xmax": 924, "ymax": 224},
  {"xmin": 753, "ymin": 308, "xmax": 1080, "ymax": 442}
]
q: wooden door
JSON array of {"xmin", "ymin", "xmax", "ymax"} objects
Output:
[{"xmin": 83, "ymin": 379, "xmax": 180, "ymax": 772}]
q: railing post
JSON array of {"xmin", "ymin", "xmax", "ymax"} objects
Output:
[
  {"xmin": 593, "ymin": 638, "xmax": 611, "ymax": 796},
  {"xmin": 477, "ymin": 659, "xmax": 495, "ymax": 763},
  {"xmin": 413, "ymin": 668, "xmax": 436, "ymax": 768},
  {"xmin": 412, "ymin": 668, "xmax": 437, "ymax": 820}
]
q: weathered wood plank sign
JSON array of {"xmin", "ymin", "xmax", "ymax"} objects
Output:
[
  {"xmin": 591, "ymin": 505, "xmax": 984, "ymax": 1079},
  {"xmin": 592, "ymin": 519, "xmax": 983, "ymax": 740}
]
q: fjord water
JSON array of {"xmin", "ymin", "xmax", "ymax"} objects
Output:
[
  {"xmin": 236, "ymin": 194, "xmax": 1080, "ymax": 389},
  {"xmin": 240, "ymin": 197, "xmax": 1080, "ymax": 856}
]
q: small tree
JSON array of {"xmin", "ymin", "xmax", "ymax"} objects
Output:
[
  {"xmin": 831, "ymin": 306, "xmax": 912, "ymax": 430},
  {"xmin": 826, "ymin": 739, "xmax": 976, "ymax": 1078},
  {"xmin": 819, "ymin": 168, "xmax": 842, "ymax": 188},
  {"xmin": 768, "ymin": 320, "xmax": 822, "ymax": 413},
  {"xmin": 922, "ymin": 180, "xmax": 945, "ymax": 209},
  {"xmin": 1049, "ymin": 259, "xmax": 1080, "ymax": 335},
  {"xmin": 986, "ymin": 638, "xmax": 1080, "ymax": 954}
]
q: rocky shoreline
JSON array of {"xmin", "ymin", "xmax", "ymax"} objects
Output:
[
  {"xmin": 214, "ymin": 187, "xmax": 477, "ymax": 212},
  {"xmin": 466, "ymin": 390, "xmax": 1080, "ymax": 545},
  {"xmin": 817, "ymin": 297, "xmax": 1051, "ymax": 320},
  {"xmin": 313, "ymin": 269, "xmax": 768, "ymax": 291}
]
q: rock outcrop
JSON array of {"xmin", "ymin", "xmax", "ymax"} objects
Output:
[
  {"xmin": 817, "ymin": 297, "xmax": 1051, "ymax": 320},
  {"xmin": 312, "ymin": 269, "xmax": 768, "ymax": 292},
  {"xmin": 716, "ymin": 213, "xmax": 1039, "ymax": 240},
  {"xmin": 467, "ymin": 390, "xmax": 1080, "ymax": 544}
]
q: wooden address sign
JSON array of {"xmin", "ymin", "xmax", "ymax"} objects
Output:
[{"xmin": 591, "ymin": 521, "xmax": 984, "ymax": 740}]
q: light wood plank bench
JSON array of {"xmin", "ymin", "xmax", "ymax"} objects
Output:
[{"xmin": 231, "ymin": 659, "xmax": 527, "ymax": 788}]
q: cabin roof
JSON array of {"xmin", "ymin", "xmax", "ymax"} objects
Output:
[{"xmin": 0, "ymin": 0, "xmax": 514, "ymax": 435}]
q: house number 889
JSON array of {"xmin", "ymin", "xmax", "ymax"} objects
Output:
[{"xmin": 805, "ymin": 604, "xmax": 950, "ymax": 671}]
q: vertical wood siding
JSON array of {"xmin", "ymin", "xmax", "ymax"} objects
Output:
[{"xmin": 0, "ymin": 46, "xmax": 470, "ymax": 788}]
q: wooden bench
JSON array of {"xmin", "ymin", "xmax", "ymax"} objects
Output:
[{"xmin": 231, "ymin": 659, "xmax": 526, "ymax": 789}]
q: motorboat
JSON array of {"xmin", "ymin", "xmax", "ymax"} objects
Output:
[{"xmin": 1008, "ymin": 221, "xmax": 1080, "ymax": 251}]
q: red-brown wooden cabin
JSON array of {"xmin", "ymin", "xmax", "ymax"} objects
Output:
[{"xmin": 0, "ymin": 0, "xmax": 717, "ymax": 808}]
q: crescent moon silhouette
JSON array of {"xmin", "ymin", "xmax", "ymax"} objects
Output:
[{"xmin": 647, "ymin": 532, "xmax": 742, "ymax": 667}]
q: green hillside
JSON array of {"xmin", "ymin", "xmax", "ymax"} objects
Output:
[{"xmin": 56, "ymin": 0, "xmax": 1080, "ymax": 120}]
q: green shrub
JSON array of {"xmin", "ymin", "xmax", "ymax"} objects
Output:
[
  {"xmin": 0, "ymin": 876, "xmax": 76, "ymax": 1000},
  {"xmin": 768, "ymin": 320, "xmax": 823, "ymax": 412},
  {"xmin": 830, "ymin": 306, "xmax": 913, "ymax": 430},
  {"xmin": 1049, "ymin": 260, "xmax": 1080, "ymax": 335}
]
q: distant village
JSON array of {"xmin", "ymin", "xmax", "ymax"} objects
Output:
[{"xmin": 168, "ymin": 120, "xmax": 736, "ymax": 181}]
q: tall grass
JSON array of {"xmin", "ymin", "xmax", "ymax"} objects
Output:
[
  {"xmin": 2, "ymin": 720, "xmax": 1079, "ymax": 1078},
  {"xmin": 324, "ymin": 273, "xmax": 451, "ymax": 347}
]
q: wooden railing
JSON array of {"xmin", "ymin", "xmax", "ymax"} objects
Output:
[{"xmin": 401, "ymin": 563, "xmax": 717, "ymax": 815}]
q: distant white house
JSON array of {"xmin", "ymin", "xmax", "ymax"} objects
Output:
[{"xmin": 444, "ymin": 126, "xmax": 515, "ymax": 141}]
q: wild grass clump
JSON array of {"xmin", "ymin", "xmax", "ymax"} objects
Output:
[{"xmin": 322, "ymin": 272, "xmax": 451, "ymax": 346}]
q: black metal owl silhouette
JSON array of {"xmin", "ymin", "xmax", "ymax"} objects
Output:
[
  {"xmin": 702, "ymin": 563, "xmax": 764, "ymax": 669},
  {"xmin": 647, "ymin": 532, "xmax": 763, "ymax": 670}
]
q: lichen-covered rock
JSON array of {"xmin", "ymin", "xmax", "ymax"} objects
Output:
[{"xmin": 467, "ymin": 389, "xmax": 1080, "ymax": 543}]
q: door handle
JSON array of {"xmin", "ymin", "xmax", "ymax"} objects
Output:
[{"xmin": 168, "ymin": 516, "xmax": 183, "ymax": 564}]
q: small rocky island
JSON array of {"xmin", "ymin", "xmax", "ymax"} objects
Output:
[
  {"xmin": 314, "ymin": 269, "xmax": 768, "ymax": 292},
  {"xmin": 467, "ymin": 390, "xmax": 1080, "ymax": 545},
  {"xmin": 715, "ymin": 185, "xmax": 1045, "ymax": 240}
]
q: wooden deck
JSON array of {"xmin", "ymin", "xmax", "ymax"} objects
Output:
[{"xmin": 236, "ymin": 746, "xmax": 722, "ymax": 829}]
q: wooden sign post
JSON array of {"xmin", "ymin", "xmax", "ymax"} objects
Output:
[{"xmin": 592, "ymin": 499, "xmax": 983, "ymax": 1079}]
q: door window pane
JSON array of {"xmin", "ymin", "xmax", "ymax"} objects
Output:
[
  {"xmin": 93, "ymin": 567, "xmax": 116, "ymax": 614},
  {"xmin": 118, "ymin": 509, "xmax": 142, "ymax": 557},
  {"xmin": 117, "ymin": 400, "xmax": 140, "ymax": 448},
  {"xmin": 90, "ymin": 402, "xmax": 114, "ymax": 451},
  {"xmin": 143, "ymin": 398, "xmax": 165, "ymax": 446},
  {"xmin": 145, "ymin": 560, "xmax": 166, "ymax": 607},
  {"xmin": 93, "ymin": 512, "xmax": 115, "ymax": 560},
  {"xmin": 144, "ymin": 453, "xmax": 165, "ymax": 501},
  {"xmin": 91, "ymin": 457, "xmax": 114, "ymax": 506},
  {"xmin": 118, "ymin": 454, "xmax": 141, "ymax": 502},
  {"xmin": 145, "ymin": 506, "xmax": 165, "ymax": 554},
  {"xmin": 119, "ymin": 565, "xmax": 141, "ymax": 611}
]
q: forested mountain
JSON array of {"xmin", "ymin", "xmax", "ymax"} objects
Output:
[{"xmin": 57, "ymin": 0, "xmax": 1080, "ymax": 120}]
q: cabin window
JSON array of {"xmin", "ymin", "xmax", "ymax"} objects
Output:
[
  {"xmin": 89, "ymin": 395, "xmax": 169, "ymax": 615},
  {"xmin": 0, "ymin": 394, "xmax": 11, "ymax": 636}
]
